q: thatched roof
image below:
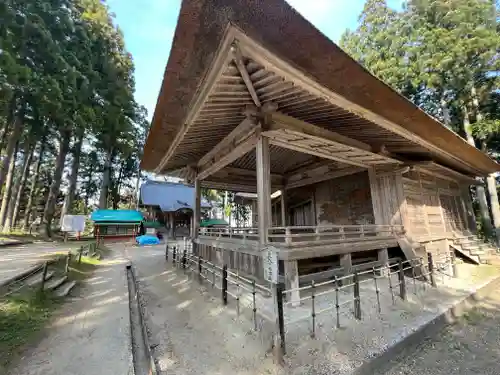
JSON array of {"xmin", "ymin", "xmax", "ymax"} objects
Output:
[{"xmin": 141, "ymin": 0, "xmax": 499, "ymax": 177}]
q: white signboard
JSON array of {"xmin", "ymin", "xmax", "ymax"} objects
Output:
[
  {"xmin": 61, "ymin": 215, "xmax": 86, "ymax": 233},
  {"xmin": 263, "ymin": 246, "xmax": 279, "ymax": 284}
]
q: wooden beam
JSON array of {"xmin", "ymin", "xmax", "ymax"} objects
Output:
[
  {"xmin": 197, "ymin": 132, "xmax": 259, "ymax": 181},
  {"xmin": 198, "ymin": 117, "xmax": 257, "ymax": 167},
  {"xmin": 232, "ymin": 43, "xmax": 261, "ymax": 107},
  {"xmin": 220, "ymin": 166, "xmax": 283, "ymax": 180},
  {"xmin": 285, "ymin": 166, "xmax": 364, "ymax": 190},
  {"xmin": 267, "ymin": 134, "xmax": 370, "ymax": 168},
  {"xmin": 285, "ymin": 159, "xmax": 334, "ymax": 176},
  {"xmin": 266, "ymin": 112, "xmax": 372, "ymax": 152}
]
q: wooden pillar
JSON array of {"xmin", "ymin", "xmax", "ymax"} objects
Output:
[
  {"xmin": 368, "ymin": 168, "xmax": 384, "ymax": 225},
  {"xmin": 284, "ymin": 260, "xmax": 299, "ymax": 306},
  {"xmin": 487, "ymin": 174, "xmax": 500, "ymax": 244},
  {"xmin": 256, "ymin": 136, "xmax": 271, "ymax": 245},
  {"xmin": 169, "ymin": 212, "xmax": 175, "ymax": 239},
  {"xmin": 340, "ymin": 253, "xmax": 352, "ymax": 284},
  {"xmin": 193, "ymin": 178, "xmax": 201, "ymax": 239},
  {"xmin": 377, "ymin": 248, "xmax": 389, "ymax": 277},
  {"xmin": 280, "ymin": 191, "xmax": 287, "ymax": 227}
]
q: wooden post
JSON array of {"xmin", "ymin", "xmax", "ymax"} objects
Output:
[
  {"xmin": 78, "ymin": 246, "xmax": 83, "ymax": 264},
  {"xmin": 377, "ymin": 248, "xmax": 389, "ymax": 277},
  {"xmin": 450, "ymin": 245, "xmax": 458, "ymax": 278},
  {"xmin": 198, "ymin": 257, "xmax": 203, "ymax": 283},
  {"xmin": 65, "ymin": 252, "xmax": 71, "ymax": 274},
  {"xmin": 256, "ymin": 136, "xmax": 271, "ymax": 244},
  {"xmin": 353, "ymin": 271, "xmax": 361, "ymax": 320},
  {"xmin": 40, "ymin": 262, "xmax": 48, "ymax": 293},
  {"xmin": 256, "ymin": 135, "xmax": 283, "ymax": 358},
  {"xmin": 427, "ymin": 252, "xmax": 437, "ymax": 287},
  {"xmin": 340, "ymin": 253, "xmax": 352, "ymax": 285},
  {"xmin": 276, "ymin": 281, "xmax": 286, "ymax": 354},
  {"xmin": 284, "ymin": 260, "xmax": 300, "ymax": 307},
  {"xmin": 280, "ymin": 191, "xmax": 287, "ymax": 227},
  {"xmin": 193, "ymin": 178, "xmax": 201, "ymax": 238},
  {"xmin": 222, "ymin": 265, "xmax": 228, "ymax": 305},
  {"xmin": 398, "ymin": 260, "xmax": 407, "ymax": 300}
]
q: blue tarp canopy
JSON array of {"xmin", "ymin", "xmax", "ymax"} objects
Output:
[
  {"xmin": 140, "ymin": 180, "xmax": 211, "ymax": 212},
  {"xmin": 91, "ymin": 209, "xmax": 144, "ymax": 223}
]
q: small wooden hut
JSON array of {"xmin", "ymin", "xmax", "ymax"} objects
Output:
[{"xmin": 90, "ymin": 209, "xmax": 144, "ymax": 240}]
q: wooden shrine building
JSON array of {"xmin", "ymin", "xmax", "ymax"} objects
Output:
[{"xmin": 141, "ymin": 0, "xmax": 500, "ymax": 302}]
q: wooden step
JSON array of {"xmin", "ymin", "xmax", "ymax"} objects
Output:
[
  {"xmin": 44, "ymin": 276, "xmax": 68, "ymax": 291},
  {"xmin": 54, "ymin": 281, "xmax": 77, "ymax": 298},
  {"xmin": 27, "ymin": 271, "xmax": 54, "ymax": 286}
]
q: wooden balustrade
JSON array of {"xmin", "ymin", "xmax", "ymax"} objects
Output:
[{"xmin": 198, "ymin": 224, "xmax": 404, "ymax": 248}]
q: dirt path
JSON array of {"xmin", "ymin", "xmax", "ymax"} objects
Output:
[
  {"xmin": 8, "ymin": 244, "xmax": 133, "ymax": 375},
  {"xmin": 378, "ymin": 289, "xmax": 500, "ymax": 375},
  {"xmin": 0, "ymin": 241, "xmax": 85, "ymax": 284}
]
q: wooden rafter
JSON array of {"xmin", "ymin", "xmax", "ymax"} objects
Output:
[
  {"xmin": 197, "ymin": 125, "xmax": 260, "ymax": 180},
  {"xmin": 267, "ymin": 112, "xmax": 372, "ymax": 152},
  {"xmin": 232, "ymin": 43, "xmax": 261, "ymax": 107},
  {"xmin": 198, "ymin": 117, "xmax": 256, "ymax": 167},
  {"xmin": 285, "ymin": 166, "xmax": 364, "ymax": 190}
]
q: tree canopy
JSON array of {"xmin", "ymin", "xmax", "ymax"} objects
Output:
[{"xmin": 0, "ymin": 0, "xmax": 149, "ymax": 235}]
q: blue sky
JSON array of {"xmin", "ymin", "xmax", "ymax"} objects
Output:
[{"xmin": 107, "ymin": 0, "xmax": 402, "ymax": 120}]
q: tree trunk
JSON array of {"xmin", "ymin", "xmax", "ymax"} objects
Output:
[
  {"xmin": 0, "ymin": 143, "xmax": 19, "ymax": 227},
  {"xmin": 462, "ymin": 105, "xmax": 476, "ymax": 147},
  {"xmin": 59, "ymin": 130, "xmax": 84, "ymax": 226},
  {"xmin": 0, "ymin": 96, "xmax": 16, "ymax": 154},
  {"xmin": 99, "ymin": 147, "xmax": 113, "ymax": 209},
  {"xmin": 6, "ymin": 142, "xmax": 34, "ymax": 231},
  {"xmin": 470, "ymin": 86, "xmax": 500, "ymax": 240},
  {"xmin": 22, "ymin": 140, "xmax": 45, "ymax": 231},
  {"xmin": 41, "ymin": 129, "xmax": 71, "ymax": 237},
  {"xmin": 0, "ymin": 107, "xmax": 24, "ymax": 189},
  {"xmin": 84, "ymin": 168, "xmax": 93, "ymax": 214},
  {"xmin": 486, "ymin": 174, "xmax": 500, "ymax": 244}
]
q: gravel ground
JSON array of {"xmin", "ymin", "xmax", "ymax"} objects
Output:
[
  {"xmin": 378, "ymin": 289, "xmax": 500, "ymax": 375},
  {"xmin": 125, "ymin": 242, "xmax": 500, "ymax": 375},
  {"xmin": 8, "ymin": 244, "xmax": 133, "ymax": 375},
  {"xmin": 127, "ymin": 243, "xmax": 283, "ymax": 375}
]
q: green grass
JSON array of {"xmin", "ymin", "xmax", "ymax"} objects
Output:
[
  {"xmin": 0, "ymin": 251, "xmax": 104, "ymax": 371},
  {"xmin": 0, "ymin": 291, "xmax": 60, "ymax": 372}
]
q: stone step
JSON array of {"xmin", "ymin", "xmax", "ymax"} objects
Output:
[
  {"xmin": 26, "ymin": 271, "xmax": 55, "ymax": 286},
  {"xmin": 461, "ymin": 243, "xmax": 482, "ymax": 250},
  {"xmin": 468, "ymin": 248, "xmax": 486, "ymax": 256},
  {"xmin": 54, "ymin": 280, "xmax": 77, "ymax": 298},
  {"xmin": 44, "ymin": 275, "xmax": 68, "ymax": 291}
]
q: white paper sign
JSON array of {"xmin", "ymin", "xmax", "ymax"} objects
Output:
[
  {"xmin": 61, "ymin": 215, "xmax": 86, "ymax": 232},
  {"xmin": 263, "ymin": 246, "xmax": 279, "ymax": 284}
]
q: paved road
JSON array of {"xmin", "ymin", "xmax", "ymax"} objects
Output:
[
  {"xmin": 378, "ymin": 289, "xmax": 500, "ymax": 375},
  {"xmin": 9, "ymin": 243, "xmax": 133, "ymax": 375},
  {"xmin": 0, "ymin": 241, "xmax": 85, "ymax": 284}
]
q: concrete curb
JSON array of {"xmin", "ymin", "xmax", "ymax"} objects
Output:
[{"xmin": 354, "ymin": 274, "xmax": 500, "ymax": 375}]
